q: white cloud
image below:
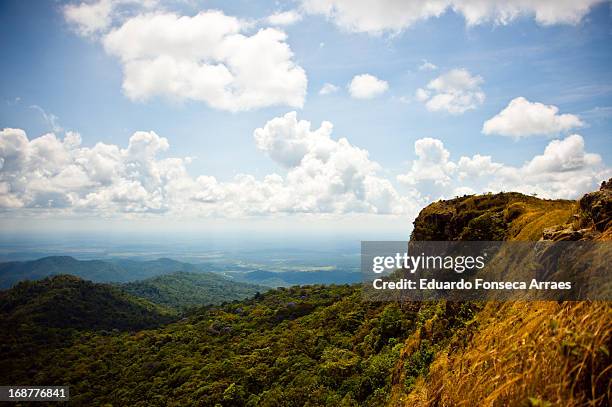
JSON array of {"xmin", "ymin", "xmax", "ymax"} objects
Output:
[
  {"xmin": 452, "ymin": 0, "xmax": 604, "ymax": 26},
  {"xmin": 398, "ymin": 134, "xmax": 610, "ymax": 199},
  {"xmin": 0, "ymin": 113, "xmax": 416, "ymax": 217},
  {"xmin": 63, "ymin": 6, "xmax": 307, "ymax": 112},
  {"xmin": 482, "ymin": 97, "xmax": 584, "ymax": 138},
  {"xmin": 418, "ymin": 60, "xmax": 438, "ymax": 71},
  {"xmin": 397, "ymin": 138, "xmax": 456, "ymax": 186},
  {"xmin": 319, "ymin": 83, "xmax": 339, "ymax": 95},
  {"xmin": 63, "ymin": 0, "xmax": 158, "ymax": 37},
  {"xmin": 0, "ymin": 127, "xmax": 179, "ymax": 213},
  {"xmin": 252, "ymin": 112, "xmax": 413, "ymax": 214},
  {"xmin": 348, "ymin": 74, "xmax": 389, "ymax": 99},
  {"xmin": 301, "ymin": 0, "xmax": 604, "ymax": 34},
  {"xmin": 416, "ymin": 68, "xmax": 485, "ymax": 114},
  {"xmin": 2, "ymin": 119, "xmax": 608, "ymax": 220},
  {"xmin": 301, "ymin": 0, "xmax": 449, "ymax": 35},
  {"xmin": 266, "ymin": 10, "xmax": 303, "ymax": 26},
  {"xmin": 63, "ymin": 0, "xmax": 114, "ymax": 37},
  {"xmin": 29, "ymin": 105, "xmax": 62, "ymax": 133},
  {"xmin": 102, "ymin": 11, "xmax": 307, "ymax": 111}
]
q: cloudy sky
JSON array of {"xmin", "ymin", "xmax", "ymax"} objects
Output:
[{"xmin": 0, "ymin": 0, "xmax": 611, "ymax": 240}]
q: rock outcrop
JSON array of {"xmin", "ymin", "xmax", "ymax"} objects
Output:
[
  {"xmin": 542, "ymin": 178, "xmax": 612, "ymax": 241},
  {"xmin": 394, "ymin": 179, "xmax": 611, "ymax": 407}
]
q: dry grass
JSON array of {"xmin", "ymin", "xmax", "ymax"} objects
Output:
[
  {"xmin": 509, "ymin": 206, "xmax": 575, "ymax": 241},
  {"xmin": 402, "ymin": 301, "xmax": 611, "ymax": 406},
  {"xmin": 390, "ymin": 193, "xmax": 610, "ymax": 406}
]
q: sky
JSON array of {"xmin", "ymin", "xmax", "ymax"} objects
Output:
[{"xmin": 0, "ymin": 0, "xmax": 611, "ymax": 243}]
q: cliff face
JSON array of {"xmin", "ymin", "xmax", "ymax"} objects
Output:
[
  {"xmin": 392, "ymin": 180, "xmax": 611, "ymax": 407},
  {"xmin": 410, "ymin": 192, "xmax": 575, "ymax": 242}
]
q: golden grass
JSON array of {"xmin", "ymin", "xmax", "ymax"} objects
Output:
[
  {"xmin": 509, "ymin": 206, "xmax": 575, "ymax": 241},
  {"xmin": 402, "ymin": 301, "xmax": 611, "ymax": 406},
  {"xmin": 390, "ymin": 194, "xmax": 610, "ymax": 406}
]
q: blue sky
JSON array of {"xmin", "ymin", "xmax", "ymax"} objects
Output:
[{"xmin": 0, "ymin": 0, "xmax": 611, "ymax": 241}]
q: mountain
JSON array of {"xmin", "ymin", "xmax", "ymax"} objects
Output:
[
  {"xmin": 0, "ymin": 256, "xmax": 124, "ymax": 288},
  {"xmin": 0, "ymin": 255, "xmax": 360, "ymax": 289},
  {"xmin": 0, "ymin": 275, "xmax": 175, "ymax": 383},
  {"xmin": 0, "ymin": 256, "xmax": 211, "ymax": 288},
  {"xmin": 0, "ymin": 274, "xmax": 174, "ymax": 331},
  {"xmin": 1, "ymin": 180, "xmax": 610, "ymax": 406},
  {"xmin": 226, "ymin": 268, "xmax": 362, "ymax": 287},
  {"xmin": 121, "ymin": 271, "xmax": 266, "ymax": 311},
  {"xmin": 108, "ymin": 257, "xmax": 203, "ymax": 276}
]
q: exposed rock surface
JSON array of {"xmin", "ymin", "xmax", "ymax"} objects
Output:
[
  {"xmin": 542, "ymin": 178, "xmax": 612, "ymax": 241},
  {"xmin": 395, "ymin": 179, "xmax": 611, "ymax": 406}
]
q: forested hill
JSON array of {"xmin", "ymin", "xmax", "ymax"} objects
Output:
[
  {"xmin": 0, "ymin": 255, "xmax": 360, "ymax": 289},
  {"xmin": 0, "ymin": 256, "xmax": 204, "ymax": 288},
  {"xmin": 0, "ymin": 274, "xmax": 174, "ymax": 331},
  {"xmin": 120, "ymin": 271, "xmax": 266, "ymax": 311},
  {"xmin": 0, "ymin": 180, "xmax": 610, "ymax": 406},
  {"xmin": 226, "ymin": 268, "xmax": 361, "ymax": 287}
]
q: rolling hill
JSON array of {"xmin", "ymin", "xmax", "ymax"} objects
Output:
[
  {"xmin": 226, "ymin": 268, "xmax": 362, "ymax": 287},
  {"xmin": 0, "ymin": 255, "xmax": 361, "ymax": 289},
  {"xmin": 121, "ymin": 271, "xmax": 267, "ymax": 311},
  {"xmin": 0, "ymin": 274, "xmax": 175, "ymax": 385},
  {"xmin": 0, "ymin": 256, "xmax": 205, "ymax": 288},
  {"xmin": 0, "ymin": 274, "xmax": 174, "ymax": 331}
]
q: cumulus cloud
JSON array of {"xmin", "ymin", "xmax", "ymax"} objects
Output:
[
  {"xmin": 102, "ymin": 11, "xmax": 307, "ymax": 111},
  {"xmin": 252, "ymin": 112, "xmax": 413, "ymax": 214},
  {"xmin": 452, "ymin": 0, "xmax": 604, "ymax": 26},
  {"xmin": 398, "ymin": 134, "xmax": 610, "ymax": 200},
  {"xmin": 63, "ymin": 0, "xmax": 114, "ymax": 36},
  {"xmin": 0, "ymin": 127, "xmax": 180, "ymax": 213},
  {"xmin": 418, "ymin": 60, "xmax": 438, "ymax": 71},
  {"xmin": 397, "ymin": 138, "xmax": 456, "ymax": 186},
  {"xmin": 2, "ymin": 118, "xmax": 608, "ymax": 220},
  {"xmin": 348, "ymin": 74, "xmax": 389, "ymax": 99},
  {"xmin": 266, "ymin": 10, "xmax": 303, "ymax": 26},
  {"xmin": 63, "ymin": 0, "xmax": 157, "ymax": 37},
  {"xmin": 416, "ymin": 68, "xmax": 485, "ymax": 114},
  {"xmin": 482, "ymin": 97, "xmax": 584, "ymax": 138},
  {"xmin": 0, "ymin": 113, "xmax": 416, "ymax": 217},
  {"xmin": 301, "ymin": 0, "xmax": 604, "ymax": 34},
  {"xmin": 301, "ymin": 0, "xmax": 449, "ymax": 35},
  {"xmin": 319, "ymin": 83, "xmax": 339, "ymax": 95},
  {"xmin": 64, "ymin": 4, "xmax": 307, "ymax": 112}
]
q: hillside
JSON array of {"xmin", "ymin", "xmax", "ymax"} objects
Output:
[
  {"xmin": 0, "ymin": 180, "xmax": 609, "ymax": 406},
  {"xmin": 0, "ymin": 256, "xmax": 207, "ymax": 288},
  {"xmin": 227, "ymin": 268, "xmax": 361, "ymax": 287},
  {"xmin": 0, "ymin": 275, "xmax": 175, "ymax": 384},
  {"xmin": 121, "ymin": 271, "xmax": 266, "ymax": 311},
  {"xmin": 0, "ymin": 255, "xmax": 361, "ymax": 290},
  {"xmin": 0, "ymin": 274, "xmax": 174, "ymax": 331},
  {"xmin": 390, "ymin": 182, "xmax": 611, "ymax": 406}
]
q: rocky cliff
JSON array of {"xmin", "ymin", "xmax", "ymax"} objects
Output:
[{"xmin": 391, "ymin": 179, "xmax": 611, "ymax": 406}]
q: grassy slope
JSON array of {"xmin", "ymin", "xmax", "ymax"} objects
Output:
[{"xmin": 390, "ymin": 190, "xmax": 611, "ymax": 406}]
